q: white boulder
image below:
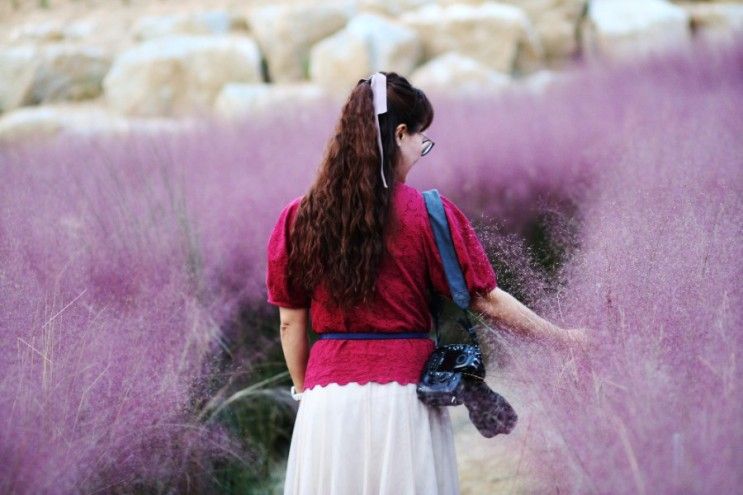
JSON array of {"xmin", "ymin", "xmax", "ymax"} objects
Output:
[
  {"xmin": 6, "ymin": 18, "xmax": 108, "ymax": 43},
  {"xmin": 682, "ymin": 3, "xmax": 743, "ymax": 42},
  {"xmin": 248, "ymin": 4, "xmax": 350, "ymax": 83},
  {"xmin": 310, "ymin": 30, "xmax": 370, "ymax": 96},
  {"xmin": 359, "ymin": 0, "xmax": 434, "ymax": 17},
  {"xmin": 214, "ymin": 83, "xmax": 330, "ymax": 120},
  {"xmin": 103, "ymin": 35, "xmax": 263, "ymax": 117},
  {"xmin": 7, "ymin": 20, "xmax": 66, "ymax": 43},
  {"xmin": 410, "ymin": 51, "xmax": 511, "ymax": 95},
  {"xmin": 400, "ymin": 3, "xmax": 543, "ymax": 74},
  {"xmin": 29, "ymin": 44, "xmax": 112, "ymax": 104},
  {"xmin": 582, "ymin": 0, "xmax": 691, "ymax": 61},
  {"xmin": 1, "ymin": 44, "xmax": 111, "ymax": 109},
  {"xmin": 309, "ymin": 14, "xmax": 422, "ymax": 93},
  {"xmin": 513, "ymin": 0, "xmax": 587, "ymax": 61},
  {"xmin": 512, "ymin": 68, "xmax": 565, "ymax": 95},
  {"xmin": 0, "ymin": 46, "xmax": 38, "ymax": 113},
  {"xmin": 0, "ymin": 107, "xmax": 66, "ymax": 143},
  {"xmin": 132, "ymin": 11, "xmax": 249, "ymax": 40},
  {"xmin": 0, "ymin": 105, "xmax": 198, "ymax": 145},
  {"xmin": 61, "ymin": 20, "xmax": 99, "ymax": 41},
  {"xmin": 0, "ymin": 106, "xmax": 124, "ymax": 144},
  {"xmin": 438, "ymin": 0, "xmax": 588, "ymax": 62}
]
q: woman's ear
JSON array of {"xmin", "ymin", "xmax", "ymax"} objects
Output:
[{"xmin": 395, "ymin": 123, "xmax": 407, "ymax": 144}]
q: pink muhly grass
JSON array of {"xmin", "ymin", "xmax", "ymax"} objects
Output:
[
  {"xmin": 0, "ymin": 30, "xmax": 740, "ymax": 493},
  {"xmin": 0, "ymin": 132, "xmax": 259, "ymax": 492},
  {"xmin": 1, "ymin": 153, "xmax": 217, "ymax": 492},
  {"xmin": 415, "ymin": 35, "xmax": 741, "ymax": 493},
  {"xmin": 0, "ymin": 95, "xmax": 338, "ymax": 492}
]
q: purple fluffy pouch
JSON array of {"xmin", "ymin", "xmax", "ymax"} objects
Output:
[{"xmin": 460, "ymin": 376, "xmax": 518, "ymax": 437}]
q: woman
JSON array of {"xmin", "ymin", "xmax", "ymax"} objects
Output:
[{"xmin": 266, "ymin": 72, "xmax": 588, "ymax": 494}]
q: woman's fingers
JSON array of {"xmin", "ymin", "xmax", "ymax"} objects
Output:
[{"xmin": 562, "ymin": 327, "xmax": 592, "ymax": 352}]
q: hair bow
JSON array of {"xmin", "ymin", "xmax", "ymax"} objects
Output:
[{"xmin": 368, "ymin": 72, "xmax": 388, "ymax": 188}]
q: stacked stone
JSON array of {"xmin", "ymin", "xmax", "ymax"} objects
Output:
[{"xmin": 0, "ymin": 0, "xmax": 741, "ymax": 142}]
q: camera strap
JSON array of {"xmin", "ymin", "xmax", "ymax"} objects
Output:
[{"xmin": 422, "ymin": 189, "xmax": 480, "ymax": 348}]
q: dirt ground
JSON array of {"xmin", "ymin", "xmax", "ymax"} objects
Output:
[{"xmin": 451, "ymin": 378, "xmax": 555, "ymax": 495}]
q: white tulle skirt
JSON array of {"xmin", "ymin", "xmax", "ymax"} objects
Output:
[{"xmin": 283, "ymin": 382, "xmax": 460, "ymax": 495}]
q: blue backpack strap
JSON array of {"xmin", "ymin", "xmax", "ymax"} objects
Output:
[{"xmin": 422, "ymin": 189, "xmax": 470, "ymax": 310}]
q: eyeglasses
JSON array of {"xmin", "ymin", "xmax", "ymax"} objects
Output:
[{"xmin": 420, "ymin": 133, "xmax": 435, "ymax": 156}]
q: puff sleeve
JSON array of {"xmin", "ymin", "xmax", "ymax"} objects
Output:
[
  {"xmin": 424, "ymin": 194, "xmax": 498, "ymax": 301},
  {"xmin": 265, "ymin": 197, "xmax": 311, "ymax": 308}
]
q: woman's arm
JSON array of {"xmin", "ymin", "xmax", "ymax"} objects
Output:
[
  {"xmin": 472, "ymin": 287, "xmax": 587, "ymax": 347},
  {"xmin": 278, "ymin": 307, "xmax": 310, "ymax": 392}
]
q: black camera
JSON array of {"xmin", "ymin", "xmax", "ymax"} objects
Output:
[
  {"xmin": 425, "ymin": 343, "xmax": 485, "ymax": 377},
  {"xmin": 417, "ymin": 343, "xmax": 485, "ymax": 407}
]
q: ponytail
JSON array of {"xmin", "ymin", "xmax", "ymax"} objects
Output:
[{"xmin": 287, "ymin": 72, "xmax": 433, "ymax": 310}]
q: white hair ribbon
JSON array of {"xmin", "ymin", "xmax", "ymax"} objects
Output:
[{"xmin": 368, "ymin": 72, "xmax": 389, "ymax": 188}]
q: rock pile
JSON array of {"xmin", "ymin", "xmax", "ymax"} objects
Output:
[{"xmin": 0, "ymin": 0, "xmax": 741, "ymax": 142}]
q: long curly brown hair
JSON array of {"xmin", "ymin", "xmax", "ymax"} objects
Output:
[{"xmin": 287, "ymin": 72, "xmax": 434, "ymax": 310}]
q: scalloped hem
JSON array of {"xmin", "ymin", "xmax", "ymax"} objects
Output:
[{"xmin": 304, "ymin": 378, "xmax": 419, "ymax": 392}]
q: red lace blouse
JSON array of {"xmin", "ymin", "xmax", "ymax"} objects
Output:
[{"xmin": 265, "ymin": 180, "xmax": 497, "ymax": 390}]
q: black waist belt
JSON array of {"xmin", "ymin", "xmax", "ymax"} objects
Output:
[{"xmin": 316, "ymin": 331, "xmax": 430, "ymax": 340}]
